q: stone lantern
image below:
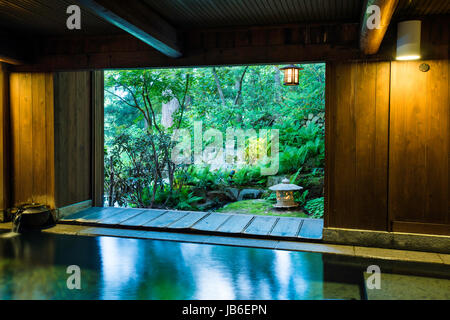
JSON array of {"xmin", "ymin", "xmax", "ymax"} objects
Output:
[{"xmin": 269, "ymin": 178, "xmax": 303, "ymax": 209}]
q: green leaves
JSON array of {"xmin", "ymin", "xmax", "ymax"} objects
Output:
[
  {"xmin": 305, "ymin": 197, "xmax": 324, "ymax": 219},
  {"xmin": 104, "ymin": 63, "xmax": 325, "ymax": 213}
]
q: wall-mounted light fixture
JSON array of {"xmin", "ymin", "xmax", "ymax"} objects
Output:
[
  {"xmin": 279, "ymin": 64, "xmax": 303, "ymax": 86},
  {"xmin": 396, "ymin": 20, "xmax": 421, "ymax": 61}
]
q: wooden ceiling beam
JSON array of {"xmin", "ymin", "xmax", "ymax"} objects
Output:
[
  {"xmin": 0, "ymin": 54, "xmax": 24, "ymax": 66},
  {"xmin": 360, "ymin": 0, "xmax": 399, "ymax": 55},
  {"xmin": 11, "ymin": 23, "xmax": 364, "ymax": 72},
  {"xmin": 0, "ymin": 34, "xmax": 28, "ymax": 65},
  {"xmin": 77, "ymin": 0, "xmax": 182, "ymax": 58}
]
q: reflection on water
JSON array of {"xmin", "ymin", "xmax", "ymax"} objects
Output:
[{"xmin": 0, "ymin": 231, "xmax": 362, "ymax": 300}]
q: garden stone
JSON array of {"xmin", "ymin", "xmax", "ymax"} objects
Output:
[
  {"xmin": 238, "ymin": 189, "xmax": 264, "ymax": 201},
  {"xmin": 224, "ymin": 188, "xmax": 240, "ymax": 201},
  {"xmin": 207, "ymin": 190, "xmax": 234, "ymax": 202},
  {"xmin": 197, "ymin": 201, "xmax": 217, "ymax": 211}
]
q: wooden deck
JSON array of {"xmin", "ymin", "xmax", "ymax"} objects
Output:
[{"xmin": 60, "ymin": 207, "xmax": 324, "ymax": 240}]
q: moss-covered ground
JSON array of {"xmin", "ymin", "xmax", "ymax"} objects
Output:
[{"xmin": 216, "ymin": 199, "xmax": 309, "ymax": 218}]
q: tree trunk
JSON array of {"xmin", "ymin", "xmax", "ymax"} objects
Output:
[
  {"xmin": 212, "ymin": 67, "xmax": 226, "ymax": 105},
  {"xmin": 108, "ymin": 156, "xmax": 114, "ymax": 207}
]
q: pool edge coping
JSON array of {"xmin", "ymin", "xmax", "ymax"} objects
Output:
[{"xmin": 1, "ymin": 222, "xmax": 449, "ymax": 267}]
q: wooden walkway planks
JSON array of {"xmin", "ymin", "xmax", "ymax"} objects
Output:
[
  {"xmin": 60, "ymin": 207, "xmax": 323, "ymax": 240},
  {"xmin": 77, "ymin": 207, "xmax": 126, "ymax": 222},
  {"xmin": 169, "ymin": 211, "xmax": 209, "ymax": 229},
  {"xmin": 216, "ymin": 214, "xmax": 254, "ymax": 233},
  {"xmin": 119, "ymin": 209, "xmax": 167, "ymax": 226},
  {"xmin": 190, "ymin": 213, "xmax": 231, "ymax": 231},
  {"xmin": 142, "ymin": 211, "xmax": 189, "ymax": 228},
  {"xmin": 98, "ymin": 209, "xmax": 147, "ymax": 225},
  {"xmin": 62, "ymin": 207, "xmax": 102, "ymax": 221},
  {"xmin": 270, "ymin": 217, "xmax": 303, "ymax": 237},
  {"xmin": 298, "ymin": 219, "xmax": 324, "ymax": 239},
  {"xmin": 244, "ymin": 216, "xmax": 279, "ymax": 236}
]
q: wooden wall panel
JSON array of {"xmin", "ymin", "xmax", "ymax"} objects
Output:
[
  {"xmin": 389, "ymin": 60, "xmax": 449, "ymax": 232},
  {"xmin": 92, "ymin": 71, "xmax": 104, "ymax": 207},
  {"xmin": 9, "ymin": 72, "xmax": 55, "ymax": 208},
  {"xmin": 326, "ymin": 59, "xmax": 449, "ymax": 235},
  {"xmin": 0, "ymin": 63, "xmax": 8, "ymax": 213},
  {"xmin": 54, "ymin": 71, "xmax": 92, "ymax": 208},
  {"xmin": 7, "ymin": 70, "xmax": 100, "ymax": 210},
  {"xmin": 326, "ymin": 61, "xmax": 390, "ymax": 231}
]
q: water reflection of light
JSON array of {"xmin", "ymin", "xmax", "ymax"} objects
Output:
[
  {"xmin": 195, "ymin": 267, "xmax": 236, "ymax": 300},
  {"xmin": 95, "ymin": 236, "xmax": 326, "ymax": 300},
  {"xmin": 98, "ymin": 237, "xmax": 142, "ymax": 299},
  {"xmin": 179, "ymin": 243, "xmax": 235, "ymax": 300},
  {"xmin": 237, "ymin": 274, "xmax": 252, "ymax": 299},
  {"xmin": 274, "ymin": 250, "xmax": 292, "ymax": 300},
  {"xmin": 257, "ymin": 280, "xmax": 272, "ymax": 300},
  {"xmin": 291, "ymin": 252, "xmax": 324, "ymax": 299}
]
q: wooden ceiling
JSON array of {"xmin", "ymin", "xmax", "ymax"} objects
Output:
[
  {"xmin": 145, "ymin": 0, "xmax": 364, "ymax": 28},
  {"xmin": 147, "ymin": 0, "xmax": 449, "ymax": 29},
  {"xmin": 0, "ymin": 0, "xmax": 448, "ymax": 36},
  {"xmin": 0, "ymin": 0, "xmax": 448, "ymax": 70},
  {"xmin": 395, "ymin": 0, "xmax": 450, "ymax": 18},
  {"xmin": 0, "ymin": 0, "xmax": 120, "ymax": 35}
]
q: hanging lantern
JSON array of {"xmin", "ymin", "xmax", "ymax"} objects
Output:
[
  {"xmin": 269, "ymin": 178, "xmax": 303, "ymax": 209},
  {"xmin": 280, "ymin": 64, "xmax": 303, "ymax": 86},
  {"xmin": 396, "ymin": 20, "xmax": 421, "ymax": 61}
]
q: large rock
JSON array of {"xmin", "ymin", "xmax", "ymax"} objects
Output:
[
  {"xmin": 197, "ymin": 201, "xmax": 217, "ymax": 211},
  {"xmin": 224, "ymin": 188, "xmax": 240, "ymax": 201},
  {"xmin": 238, "ymin": 189, "xmax": 264, "ymax": 201},
  {"xmin": 207, "ymin": 190, "xmax": 234, "ymax": 202}
]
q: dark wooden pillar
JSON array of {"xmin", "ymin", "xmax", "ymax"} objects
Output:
[
  {"xmin": 53, "ymin": 71, "xmax": 93, "ymax": 208},
  {"xmin": 0, "ymin": 63, "xmax": 9, "ymax": 219},
  {"xmin": 91, "ymin": 70, "xmax": 104, "ymax": 207}
]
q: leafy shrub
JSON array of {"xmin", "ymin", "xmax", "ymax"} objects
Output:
[
  {"xmin": 152, "ymin": 185, "xmax": 203, "ymax": 210},
  {"xmin": 279, "ymin": 130, "xmax": 324, "ymax": 174},
  {"xmin": 183, "ymin": 166, "xmax": 229, "ymax": 190},
  {"xmin": 305, "ymin": 197, "xmax": 324, "ymax": 219},
  {"xmin": 232, "ymin": 165, "xmax": 266, "ymax": 186},
  {"xmin": 294, "ymin": 190, "xmax": 309, "ymax": 206}
]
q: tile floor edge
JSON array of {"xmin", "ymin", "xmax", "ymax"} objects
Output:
[{"xmin": 323, "ymin": 227, "xmax": 450, "ymax": 254}]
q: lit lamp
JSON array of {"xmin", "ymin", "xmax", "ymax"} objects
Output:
[
  {"xmin": 396, "ymin": 20, "xmax": 421, "ymax": 60},
  {"xmin": 280, "ymin": 64, "xmax": 303, "ymax": 86},
  {"xmin": 269, "ymin": 178, "xmax": 303, "ymax": 209}
]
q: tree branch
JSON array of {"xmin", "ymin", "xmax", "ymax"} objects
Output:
[
  {"xmin": 233, "ymin": 66, "xmax": 249, "ymax": 105},
  {"xmin": 212, "ymin": 67, "xmax": 226, "ymax": 106}
]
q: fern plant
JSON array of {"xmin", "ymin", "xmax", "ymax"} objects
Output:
[{"xmin": 305, "ymin": 197, "xmax": 324, "ymax": 218}]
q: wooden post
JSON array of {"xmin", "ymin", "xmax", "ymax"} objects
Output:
[
  {"xmin": 91, "ymin": 70, "xmax": 104, "ymax": 207},
  {"xmin": 0, "ymin": 63, "xmax": 9, "ymax": 220},
  {"xmin": 360, "ymin": 0, "xmax": 399, "ymax": 55}
]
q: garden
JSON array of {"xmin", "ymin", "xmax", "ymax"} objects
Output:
[{"xmin": 104, "ymin": 64, "xmax": 325, "ymax": 219}]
